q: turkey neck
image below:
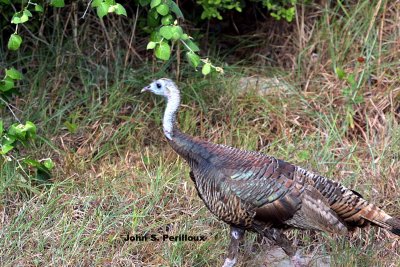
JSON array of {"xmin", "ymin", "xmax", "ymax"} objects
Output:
[
  {"xmin": 163, "ymin": 88, "xmax": 180, "ymax": 140},
  {"xmin": 163, "ymin": 88, "xmax": 211, "ymax": 165}
]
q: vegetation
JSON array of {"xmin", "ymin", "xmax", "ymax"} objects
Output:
[{"xmin": 1, "ymin": 0, "xmax": 399, "ymax": 266}]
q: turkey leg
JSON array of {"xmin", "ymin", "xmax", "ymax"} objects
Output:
[{"xmin": 222, "ymin": 226, "xmax": 245, "ymax": 267}]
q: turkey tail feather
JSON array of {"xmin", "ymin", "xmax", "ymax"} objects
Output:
[
  {"xmin": 385, "ymin": 217, "xmax": 400, "ymax": 236},
  {"xmin": 297, "ymin": 167, "xmax": 399, "ymax": 235},
  {"xmin": 352, "ymin": 202, "xmax": 400, "ymax": 236}
]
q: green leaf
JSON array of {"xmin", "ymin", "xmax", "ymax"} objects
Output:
[
  {"xmin": 91, "ymin": 0, "xmax": 102, "ymax": 7},
  {"xmin": 186, "ymin": 52, "xmax": 200, "ymax": 68},
  {"xmin": 24, "ymin": 158, "xmax": 54, "ymax": 182},
  {"xmin": 0, "ymin": 78, "xmax": 14, "ymax": 92},
  {"xmin": 150, "ymin": 0, "xmax": 161, "ymax": 8},
  {"xmin": 181, "ymin": 33, "xmax": 189, "ymax": 40},
  {"xmin": 139, "ymin": 0, "xmax": 150, "ymax": 6},
  {"xmin": 159, "ymin": 25, "xmax": 182, "ymax": 41},
  {"xmin": 2, "ymin": 134, "xmax": 15, "ymax": 146},
  {"xmin": 161, "ymin": 15, "xmax": 173, "ymax": 25},
  {"xmin": 23, "ymin": 9, "xmax": 32, "ymax": 17},
  {"xmin": 8, "ymin": 34, "xmax": 22, "ymax": 50},
  {"xmin": 8, "ymin": 124, "xmax": 25, "ymax": 140},
  {"xmin": 166, "ymin": 0, "xmax": 184, "ymax": 18},
  {"xmin": 0, "ymin": 0, "xmax": 11, "ymax": 4},
  {"xmin": 147, "ymin": 9, "xmax": 160, "ymax": 27},
  {"xmin": 202, "ymin": 63, "xmax": 211, "ymax": 75},
  {"xmin": 11, "ymin": 16, "xmax": 20, "ymax": 24},
  {"xmin": 8, "ymin": 121, "xmax": 36, "ymax": 141},
  {"xmin": 43, "ymin": 158, "xmax": 55, "ymax": 170},
  {"xmin": 24, "ymin": 158, "xmax": 41, "ymax": 168},
  {"xmin": 186, "ymin": 39, "xmax": 200, "ymax": 52},
  {"xmin": 171, "ymin": 25, "xmax": 183, "ymax": 40},
  {"xmin": 146, "ymin": 41, "xmax": 157, "ymax": 50},
  {"xmin": 156, "ymin": 4, "xmax": 169, "ymax": 16},
  {"xmin": 24, "ymin": 121, "xmax": 37, "ymax": 136},
  {"xmin": 35, "ymin": 4, "xmax": 44, "ymax": 12},
  {"xmin": 335, "ymin": 67, "xmax": 346, "ymax": 80},
  {"xmin": 1, "ymin": 144, "xmax": 13, "ymax": 154},
  {"xmin": 11, "ymin": 11, "xmax": 29, "ymax": 24},
  {"xmin": 159, "ymin": 26, "xmax": 173, "ymax": 40},
  {"xmin": 108, "ymin": 4, "xmax": 116, "ymax": 12},
  {"xmin": 20, "ymin": 14, "xmax": 29, "ymax": 23},
  {"xmin": 51, "ymin": 0, "xmax": 65, "ymax": 7},
  {"xmin": 285, "ymin": 7, "xmax": 295, "ymax": 22},
  {"xmin": 97, "ymin": 2, "xmax": 110, "ymax": 18},
  {"xmin": 0, "ymin": 120, "xmax": 3, "ymax": 136},
  {"xmin": 6, "ymin": 68, "xmax": 23, "ymax": 80},
  {"xmin": 114, "ymin": 3, "xmax": 127, "ymax": 16},
  {"xmin": 155, "ymin": 42, "xmax": 171, "ymax": 61},
  {"xmin": 150, "ymin": 31, "xmax": 162, "ymax": 42}
]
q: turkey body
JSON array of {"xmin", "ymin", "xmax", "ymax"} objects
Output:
[
  {"xmin": 142, "ymin": 78, "xmax": 399, "ymax": 267},
  {"xmin": 169, "ymin": 129, "xmax": 400, "ymax": 236}
]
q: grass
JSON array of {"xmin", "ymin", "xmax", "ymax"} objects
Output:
[{"xmin": 1, "ymin": 0, "xmax": 400, "ymax": 266}]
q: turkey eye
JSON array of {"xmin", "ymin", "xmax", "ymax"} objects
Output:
[{"xmin": 156, "ymin": 83, "xmax": 161, "ymax": 89}]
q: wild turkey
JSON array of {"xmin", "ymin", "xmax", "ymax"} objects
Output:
[{"xmin": 141, "ymin": 78, "xmax": 400, "ymax": 267}]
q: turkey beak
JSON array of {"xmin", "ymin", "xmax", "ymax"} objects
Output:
[{"xmin": 141, "ymin": 86, "xmax": 150, "ymax": 93}]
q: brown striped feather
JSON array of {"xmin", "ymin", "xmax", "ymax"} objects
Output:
[{"xmin": 168, "ymin": 129, "xmax": 400, "ymax": 236}]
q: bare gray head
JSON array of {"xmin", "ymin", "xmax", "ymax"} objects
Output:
[
  {"xmin": 141, "ymin": 78, "xmax": 180, "ymax": 140},
  {"xmin": 141, "ymin": 78, "xmax": 179, "ymax": 99}
]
